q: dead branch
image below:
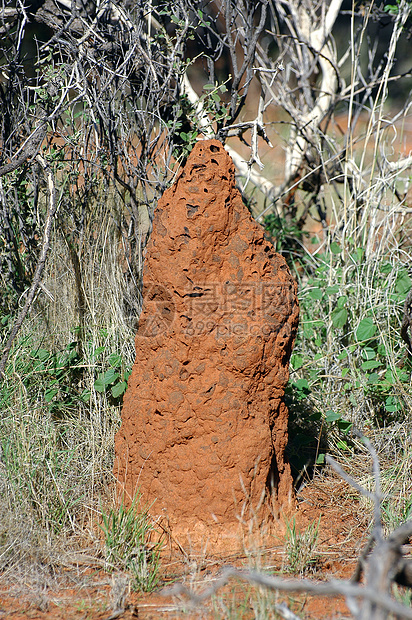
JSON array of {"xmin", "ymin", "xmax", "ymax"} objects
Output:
[
  {"xmin": 0, "ymin": 120, "xmax": 47, "ymax": 177},
  {"xmin": 401, "ymin": 289, "xmax": 412, "ymax": 360},
  {"xmin": 0, "ymin": 155, "xmax": 59, "ymax": 382},
  {"xmin": 164, "ymin": 565, "xmax": 412, "ymax": 619},
  {"xmin": 362, "ymin": 520, "xmax": 412, "ymax": 620},
  {"xmin": 327, "ymin": 434, "xmax": 412, "ymax": 620}
]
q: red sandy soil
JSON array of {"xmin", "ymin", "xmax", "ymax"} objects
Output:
[{"xmin": 0, "ymin": 468, "xmax": 374, "ymax": 620}]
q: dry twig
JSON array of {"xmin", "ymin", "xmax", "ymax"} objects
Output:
[{"xmin": 0, "ymin": 155, "xmax": 59, "ymax": 381}]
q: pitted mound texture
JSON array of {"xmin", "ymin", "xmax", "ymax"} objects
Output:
[{"xmin": 114, "ymin": 139, "xmax": 299, "ymax": 538}]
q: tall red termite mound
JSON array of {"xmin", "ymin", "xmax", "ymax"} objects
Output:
[{"xmin": 114, "ymin": 139, "xmax": 299, "ymax": 548}]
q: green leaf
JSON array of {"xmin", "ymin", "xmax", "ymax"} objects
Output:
[
  {"xmin": 367, "ymin": 372, "xmax": 380, "ymax": 385},
  {"xmin": 80, "ymin": 389, "xmax": 91, "ymax": 403},
  {"xmin": 203, "ymin": 83, "xmax": 216, "ymax": 90},
  {"xmin": 325, "ymin": 410, "xmax": 341, "ymax": 422},
  {"xmin": 338, "ymin": 350, "xmax": 348, "ymax": 360},
  {"xmin": 384, "ymin": 367, "xmax": 409, "ymax": 385},
  {"xmin": 377, "ymin": 343, "xmax": 388, "ymax": 357},
  {"xmin": 102, "ymin": 368, "xmax": 119, "ymax": 385},
  {"xmin": 309, "ymin": 288, "xmax": 323, "ymax": 300},
  {"xmin": 94, "ymin": 369, "xmax": 119, "ymax": 392},
  {"xmin": 380, "ymin": 262, "xmax": 392, "ymax": 275},
  {"xmin": 93, "ymin": 346, "xmax": 106, "ymax": 359},
  {"xmin": 332, "ymin": 306, "xmax": 347, "ymax": 328},
  {"xmin": 396, "ymin": 270, "xmax": 412, "ymax": 295},
  {"xmin": 111, "ymin": 381, "xmax": 128, "ymax": 399},
  {"xmin": 316, "ymin": 453, "xmax": 325, "ymax": 465},
  {"xmin": 385, "ymin": 368, "xmax": 396, "ymax": 385},
  {"xmin": 1, "ymin": 314, "xmax": 11, "ymax": 326},
  {"xmin": 385, "ymin": 404, "xmax": 399, "ymax": 412},
  {"xmin": 336, "ymin": 295, "xmax": 348, "ymax": 309},
  {"xmin": 384, "ymin": 3, "xmax": 399, "ymax": 14},
  {"xmin": 108, "ymin": 353, "xmax": 122, "ymax": 368},
  {"xmin": 398, "ymin": 369, "xmax": 410, "ymax": 383},
  {"xmin": 326, "ymin": 285, "xmax": 340, "ymax": 295},
  {"xmin": 290, "ymin": 354, "xmax": 303, "ymax": 370},
  {"xmin": 330, "ymin": 241, "xmax": 341, "ymax": 254},
  {"xmin": 45, "ymin": 388, "xmax": 58, "ymax": 402},
  {"xmin": 385, "ymin": 396, "xmax": 401, "ymax": 412},
  {"xmin": 94, "ymin": 376, "xmax": 106, "ymax": 393},
  {"xmin": 361, "ymin": 360, "xmax": 382, "ymax": 370},
  {"xmin": 361, "ymin": 346, "xmax": 376, "ymax": 360},
  {"xmin": 302, "ymin": 323, "xmax": 314, "ymax": 339},
  {"xmin": 337, "ymin": 419, "xmax": 352, "ymax": 433},
  {"xmin": 294, "ymin": 378, "xmax": 310, "ymax": 390},
  {"xmin": 293, "ymin": 378, "xmax": 311, "ymax": 400},
  {"xmin": 34, "ymin": 348, "xmax": 50, "ymax": 361},
  {"xmin": 350, "ymin": 248, "xmax": 365, "ymax": 263},
  {"xmin": 336, "ymin": 440, "xmax": 349, "ymax": 451},
  {"xmin": 356, "ymin": 317, "xmax": 377, "ymax": 342}
]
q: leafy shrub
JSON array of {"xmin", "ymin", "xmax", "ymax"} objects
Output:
[
  {"xmin": 1, "ymin": 330, "xmax": 132, "ymax": 419},
  {"xmin": 280, "ymin": 239, "xmax": 412, "ymax": 464},
  {"xmin": 264, "ymin": 213, "xmax": 310, "ymax": 269}
]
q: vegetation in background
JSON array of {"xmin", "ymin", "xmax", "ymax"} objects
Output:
[
  {"xmin": 285, "ymin": 244, "xmax": 412, "ymax": 471},
  {"xmin": 1, "ymin": 0, "xmax": 412, "ymax": 615}
]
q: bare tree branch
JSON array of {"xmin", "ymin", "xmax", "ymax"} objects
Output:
[
  {"xmin": 0, "ymin": 155, "xmax": 59, "ymax": 382},
  {"xmin": 0, "ymin": 120, "xmax": 47, "ymax": 177},
  {"xmin": 164, "ymin": 565, "xmax": 412, "ymax": 619}
]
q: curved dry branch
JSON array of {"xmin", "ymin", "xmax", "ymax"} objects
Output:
[
  {"xmin": 0, "ymin": 155, "xmax": 59, "ymax": 382},
  {"xmin": 276, "ymin": 0, "xmax": 343, "ymax": 183},
  {"xmin": 181, "ymin": 71, "xmax": 285, "ymax": 216},
  {"xmin": 164, "ymin": 564, "xmax": 412, "ymax": 619},
  {"xmin": 0, "ymin": 120, "xmax": 47, "ymax": 177}
]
